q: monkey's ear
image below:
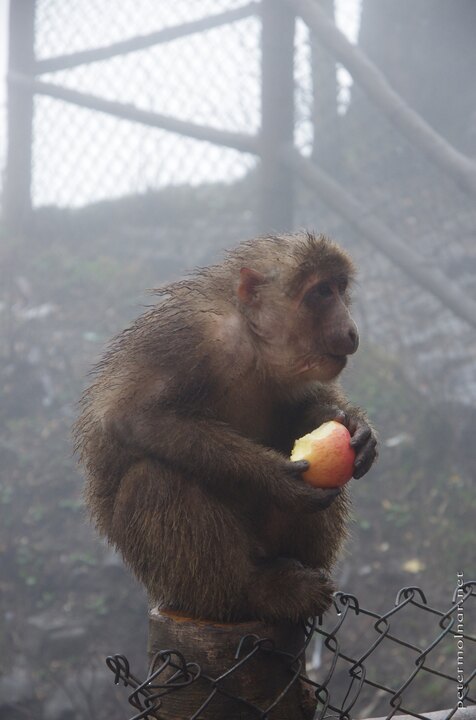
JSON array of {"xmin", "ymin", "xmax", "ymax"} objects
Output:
[{"xmin": 237, "ymin": 267, "xmax": 266, "ymax": 306}]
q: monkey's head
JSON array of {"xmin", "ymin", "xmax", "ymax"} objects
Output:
[{"xmin": 234, "ymin": 233, "xmax": 359, "ymax": 386}]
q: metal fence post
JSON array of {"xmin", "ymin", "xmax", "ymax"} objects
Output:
[
  {"xmin": 259, "ymin": 0, "xmax": 295, "ymax": 234},
  {"xmin": 4, "ymin": 0, "xmax": 36, "ymax": 235}
]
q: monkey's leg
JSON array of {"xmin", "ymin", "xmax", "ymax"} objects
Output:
[
  {"xmin": 109, "ymin": 459, "xmax": 261, "ymax": 621},
  {"xmin": 245, "ymin": 558, "xmax": 335, "ymax": 623},
  {"xmin": 108, "ymin": 460, "xmax": 338, "ymax": 622},
  {"xmin": 284, "ymin": 492, "xmax": 350, "ymax": 573}
]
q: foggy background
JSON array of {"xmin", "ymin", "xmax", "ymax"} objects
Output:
[{"xmin": 0, "ymin": 1, "xmax": 475, "ymax": 718}]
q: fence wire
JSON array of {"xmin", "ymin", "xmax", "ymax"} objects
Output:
[
  {"xmin": 105, "ymin": 582, "xmax": 475, "ymax": 719},
  {"xmin": 28, "ymin": 0, "xmax": 476, "ymax": 404},
  {"xmin": 33, "ymin": 0, "xmax": 261, "ymax": 207}
]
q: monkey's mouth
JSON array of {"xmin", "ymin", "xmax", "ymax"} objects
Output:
[
  {"xmin": 323, "ymin": 354, "xmax": 348, "ymax": 372},
  {"xmin": 298, "ymin": 354, "xmax": 347, "ymax": 375},
  {"xmin": 326, "ymin": 353, "xmax": 348, "ymax": 365}
]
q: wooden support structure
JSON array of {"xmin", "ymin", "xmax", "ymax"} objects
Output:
[
  {"xmin": 259, "ymin": 0, "xmax": 296, "ymax": 233},
  {"xmin": 9, "ymin": 73, "xmax": 258, "ymax": 156},
  {"xmin": 4, "ymin": 0, "xmax": 36, "ymax": 235},
  {"xmin": 283, "ymin": 146, "xmax": 476, "ymax": 329},
  {"xmin": 147, "ymin": 608, "xmax": 315, "ymax": 719},
  {"xmin": 285, "ymin": 0, "xmax": 476, "ymax": 198},
  {"xmin": 310, "ymin": 0, "xmax": 338, "ymax": 167},
  {"xmin": 370, "ymin": 711, "xmax": 476, "ymax": 720},
  {"xmin": 34, "ymin": 3, "xmax": 259, "ymax": 74}
]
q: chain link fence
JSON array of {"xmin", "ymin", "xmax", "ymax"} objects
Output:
[
  {"xmin": 28, "ymin": 0, "xmax": 348, "ymax": 208},
  {"xmin": 32, "ymin": 0, "xmax": 262, "ymax": 207},
  {"xmin": 18, "ymin": 0, "xmax": 475, "ymax": 403},
  {"xmin": 104, "ymin": 583, "xmax": 475, "ymax": 719}
]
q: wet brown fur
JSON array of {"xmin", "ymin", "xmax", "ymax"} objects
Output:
[{"xmin": 74, "ymin": 232, "xmax": 368, "ymax": 623}]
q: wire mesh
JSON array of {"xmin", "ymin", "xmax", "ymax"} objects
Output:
[
  {"xmin": 295, "ymin": 72, "xmax": 476, "ymax": 406},
  {"xmin": 32, "ymin": 0, "xmax": 261, "ymax": 207},
  {"xmin": 32, "ymin": 0, "xmax": 359, "ymax": 209},
  {"xmin": 106, "ymin": 582, "xmax": 475, "ymax": 720},
  {"xmin": 12, "ymin": 0, "xmax": 476, "ymax": 399}
]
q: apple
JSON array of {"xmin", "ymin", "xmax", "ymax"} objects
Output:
[{"xmin": 290, "ymin": 420, "xmax": 356, "ymax": 488}]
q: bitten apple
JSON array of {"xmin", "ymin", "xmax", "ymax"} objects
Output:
[{"xmin": 291, "ymin": 420, "xmax": 356, "ymax": 488}]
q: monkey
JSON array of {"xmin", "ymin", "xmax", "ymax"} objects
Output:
[{"xmin": 74, "ymin": 232, "xmax": 377, "ymax": 624}]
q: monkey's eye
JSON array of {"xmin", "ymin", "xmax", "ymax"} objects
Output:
[
  {"xmin": 337, "ymin": 277, "xmax": 348, "ymax": 294},
  {"xmin": 314, "ymin": 282, "xmax": 334, "ymax": 298},
  {"xmin": 304, "ymin": 282, "xmax": 332, "ymax": 307},
  {"xmin": 317, "ymin": 282, "xmax": 333, "ymax": 297}
]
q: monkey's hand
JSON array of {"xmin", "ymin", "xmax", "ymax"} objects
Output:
[
  {"xmin": 278, "ymin": 460, "xmax": 342, "ymax": 513},
  {"xmin": 334, "ymin": 410, "xmax": 378, "ymax": 479}
]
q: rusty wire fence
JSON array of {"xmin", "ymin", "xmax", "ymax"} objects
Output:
[{"xmin": 105, "ymin": 582, "xmax": 475, "ymax": 719}]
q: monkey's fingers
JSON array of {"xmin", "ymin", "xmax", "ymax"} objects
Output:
[
  {"xmin": 293, "ymin": 485, "xmax": 342, "ymax": 513},
  {"xmin": 278, "ymin": 466, "xmax": 341, "ymax": 512},
  {"xmin": 290, "ymin": 459, "xmax": 311, "ymax": 475},
  {"xmin": 332, "ymin": 409, "xmax": 346, "ymax": 424},
  {"xmin": 312, "ymin": 487, "xmax": 342, "ymax": 510},
  {"xmin": 353, "ymin": 437, "xmax": 378, "ymax": 479},
  {"xmin": 350, "ymin": 424, "xmax": 371, "ymax": 449},
  {"xmin": 333, "ymin": 409, "xmax": 358, "ymax": 434}
]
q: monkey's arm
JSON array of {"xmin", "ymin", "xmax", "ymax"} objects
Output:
[
  {"xmin": 109, "ymin": 395, "xmax": 338, "ymax": 513},
  {"xmin": 294, "ymin": 383, "xmax": 378, "ymax": 479}
]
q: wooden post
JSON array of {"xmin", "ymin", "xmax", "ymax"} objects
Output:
[
  {"xmin": 4, "ymin": 0, "xmax": 36, "ymax": 235},
  {"xmin": 259, "ymin": 0, "xmax": 296, "ymax": 234},
  {"xmin": 310, "ymin": 0, "xmax": 339, "ymax": 168},
  {"xmin": 148, "ymin": 608, "xmax": 316, "ymax": 719}
]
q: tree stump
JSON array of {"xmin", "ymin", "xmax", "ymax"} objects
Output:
[{"xmin": 147, "ymin": 608, "xmax": 316, "ymax": 719}]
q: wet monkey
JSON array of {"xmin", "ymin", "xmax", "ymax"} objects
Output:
[{"xmin": 74, "ymin": 232, "xmax": 377, "ymax": 622}]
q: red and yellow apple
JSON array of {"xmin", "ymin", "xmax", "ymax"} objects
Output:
[{"xmin": 290, "ymin": 420, "xmax": 356, "ymax": 488}]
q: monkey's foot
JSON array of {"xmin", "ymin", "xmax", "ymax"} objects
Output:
[{"xmin": 247, "ymin": 558, "xmax": 335, "ymax": 623}]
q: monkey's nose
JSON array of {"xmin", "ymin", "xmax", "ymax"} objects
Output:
[{"xmin": 348, "ymin": 327, "xmax": 359, "ymax": 353}]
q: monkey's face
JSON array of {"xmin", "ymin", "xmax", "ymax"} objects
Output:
[
  {"xmin": 256, "ymin": 276, "xmax": 359, "ymax": 385},
  {"xmin": 291, "ymin": 275, "xmax": 359, "ymax": 383},
  {"xmin": 237, "ymin": 265, "xmax": 358, "ymax": 386}
]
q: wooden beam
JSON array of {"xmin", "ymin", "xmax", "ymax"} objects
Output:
[
  {"xmin": 285, "ymin": 0, "xmax": 476, "ymax": 198},
  {"xmin": 34, "ymin": 3, "xmax": 260, "ymax": 74},
  {"xmin": 9, "ymin": 72, "xmax": 259, "ymax": 155},
  {"xmin": 4, "ymin": 0, "xmax": 36, "ymax": 233},
  {"xmin": 285, "ymin": 147, "xmax": 476, "ymax": 329},
  {"xmin": 259, "ymin": 0, "xmax": 295, "ymax": 233},
  {"xmin": 368, "ymin": 709, "xmax": 476, "ymax": 720}
]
